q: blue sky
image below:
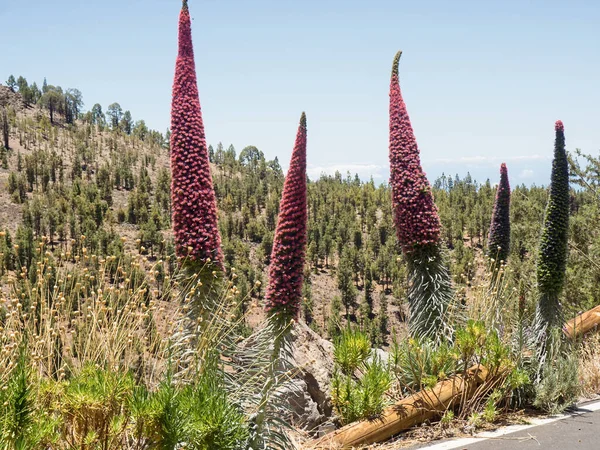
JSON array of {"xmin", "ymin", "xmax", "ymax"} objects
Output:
[{"xmin": 2, "ymin": 0, "xmax": 599, "ymax": 186}]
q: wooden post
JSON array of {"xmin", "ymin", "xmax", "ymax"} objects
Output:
[
  {"xmin": 564, "ymin": 305, "xmax": 600, "ymax": 340},
  {"xmin": 308, "ymin": 365, "xmax": 488, "ymax": 449}
]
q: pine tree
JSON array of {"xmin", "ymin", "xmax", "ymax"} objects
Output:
[
  {"xmin": 338, "ymin": 246, "xmax": 358, "ymax": 318},
  {"xmin": 1, "ymin": 108, "xmax": 8, "ymax": 150}
]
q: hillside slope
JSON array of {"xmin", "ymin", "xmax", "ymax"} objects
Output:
[{"xmin": 1, "ymin": 81, "xmax": 599, "ymax": 349}]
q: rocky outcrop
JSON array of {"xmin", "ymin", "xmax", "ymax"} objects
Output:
[
  {"xmin": 283, "ymin": 323, "xmax": 395, "ymax": 435},
  {"xmin": 0, "ymin": 86, "xmax": 24, "ymax": 111},
  {"xmin": 286, "ymin": 321, "xmax": 335, "ymax": 433},
  {"xmin": 279, "ymin": 379, "xmax": 323, "ymax": 430}
]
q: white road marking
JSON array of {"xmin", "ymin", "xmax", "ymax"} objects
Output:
[{"xmin": 416, "ymin": 400, "xmax": 600, "ymax": 450}]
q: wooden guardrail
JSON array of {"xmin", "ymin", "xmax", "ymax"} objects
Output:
[
  {"xmin": 564, "ymin": 304, "xmax": 600, "ymax": 340},
  {"xmin": 306, "ymin": 303, "xmax": 600, "ymax": 449},
  {"xmin": 308, "ymin": 365, "xmax": 488, "ymax": 449}
]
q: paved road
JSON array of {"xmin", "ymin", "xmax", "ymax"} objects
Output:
[{"xmin": 410, "ymin": 400, "xmax": 600, "ymax": 450}]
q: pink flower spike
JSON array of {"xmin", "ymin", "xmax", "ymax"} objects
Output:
[
  {"xmin": 388, "ymin": 51, "xmax": 441, "ymax": 252},
  {"xmin": 170, "ymin": 2, "xmax": 223, "ymax": 268},
  {"xmin": 265, "ymin": 113, "xmax": 308, "ymax": 319}
]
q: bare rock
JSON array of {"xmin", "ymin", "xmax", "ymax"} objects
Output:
[
  {"xmin": 287, "ymin": 321, "xmax": 335, "ymax": 432},
  {"xmin": 279, "ymin": 379, "xmax": 323, "ymax": 430},
  {"xmin": 369, "ymin": 347, "xmax": 390, "ymax": 365},
  {"xmin": 0, "ymin": 86, "xmax": 24, "ymax": 111}
]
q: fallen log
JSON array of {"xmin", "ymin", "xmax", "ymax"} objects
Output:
[
  {"xmin": 564, "ymin": 304, "xmax": 600, "ymax": 340},
  {"xmin": 308, "ymin": 365, "xmax": 488, "ymax": 449}
]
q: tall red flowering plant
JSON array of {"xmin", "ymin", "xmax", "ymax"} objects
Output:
[
  {"xmin": 487, "ymin": 163, "xmax": 511, "ymax": 265},
  {"xmin": 265, "ymin": 112, "xmax": 308, "ymax": 320},
  {"xmin": 170, "ymin": 0, "xmax": 223, "ymax": 270},
  {"xmin": 248, "ymin": 113, "xmax": 307, "ymax": 449},
  {"xmin": 389, "ymin": 51, "xmax": 441, "ymax": 252},
  {"xmin": 536, "ymin": 120, "xmax": 569, "ymax": 345},
  {"xmin": 389, "ymin": 51, "xmax": 454, "ymax": 342}
]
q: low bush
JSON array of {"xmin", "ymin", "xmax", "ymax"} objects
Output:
[{"xmin": 331, "ymin": 327, "xmax": 392, "ymax": 424}]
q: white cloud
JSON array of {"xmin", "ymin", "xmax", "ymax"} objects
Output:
[
  {"xmin": 519, "ymin": 169, "xmax": 535, "ymax": 179},
  {"xmin": 424, "ymin": 154, "xmax": 550, "ymax": 166}
]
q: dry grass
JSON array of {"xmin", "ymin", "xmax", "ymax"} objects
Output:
[
  {"xmin": 579, "ymin": 333, "xmax": 600, "ymax": 397},
  {"xmin": 0, "ymin": 240, "xmax": 184, "ymax": 386}
]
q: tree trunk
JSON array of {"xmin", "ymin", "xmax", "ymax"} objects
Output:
[{"xmin": 1, "ymin": 108, "xmax": 8, "ymax": 150}]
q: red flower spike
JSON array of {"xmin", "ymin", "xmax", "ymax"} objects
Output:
[
  {"xmin": 487, "ymin": 163, "xmax": 511, "ymax": 262},
  {"xmin": 170, "ymin": 2, "xmax": 223, "ymax": 268},
  {"xmin": 389, "ymin": 51, "xmax": 441, "ymax": 252},
  {"xmin": 555, "ymin": 120, "xmax": 564, "ymax": 132},
  {"xmin": 265, "ymin": 113, "xmax": 308, "ymax": 319}
]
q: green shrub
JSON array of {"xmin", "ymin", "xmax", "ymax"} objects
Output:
[
  {"xmin": 391, "ymin": 338, "xmax": 455, "ymax": 392},
  {"xmin": 334, "ymin": 326, "xmax": 371, "ymax": 375},
  {"xmin": 180, "ymin": 357, "xmax": 248, "ymax": 450},
  {"xmin": 0, "ymin": 359, "xmax": 247, "ymax": 450},
  {"xmin": 391, "ymin": 321, "xmax": 530, "ymax": 421},
  {"xmin": 534, "ymin": 353, "xmax": 579, "ymax": 414},
  {"xmin": 59, "ymin": 365, "xmax": 134, "ymax": 448},
  {"xmin": 0, "ymin": 353, "xmax": 59, "ymax": 449},
  {"xmin": 331, "ymin": 328, "xmax": 391, "ymax": 425}
]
